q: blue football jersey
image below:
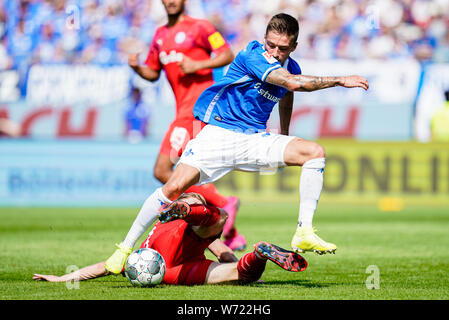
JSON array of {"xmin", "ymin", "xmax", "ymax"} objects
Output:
[{"xmin": 193, "ymin": 40, "xmax": 301, "ymax": 132}]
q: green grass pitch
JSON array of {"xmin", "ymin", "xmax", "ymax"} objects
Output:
[{"xmin": 1, "ymin": 200, "xmax": 448, "ymax": 300}]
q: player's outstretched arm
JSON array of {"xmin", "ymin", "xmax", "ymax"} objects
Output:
[
  {"xmin": 128, "ymin": 53, "xmax": 161, "ymax": 82},
  {"xmin": 265, "ymin": 67, "xmax": 369, "ymax": 92},
  {"xmin": 33, "ymin": 262, "xmax": 110, "ymax": 282},
  {"xmin": 208, "ymin": 239, "xmax": 238, "ymax": 263}
]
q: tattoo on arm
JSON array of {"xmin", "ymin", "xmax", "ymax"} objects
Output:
[
  {"xmin": 266, "ymin": 68, "xmax": 342, "ymax": 92},
  {"xmin": 265, "ymin": 68, "xmax": 291, "ymax": 89},
  {"xmin": 293, "ymin": 75, "xmax": 341, "ymax": 91}
]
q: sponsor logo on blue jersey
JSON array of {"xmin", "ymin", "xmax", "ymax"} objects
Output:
[{"xmin": 254, "ymin": 82, "xmax": 281, "ymax": 103}]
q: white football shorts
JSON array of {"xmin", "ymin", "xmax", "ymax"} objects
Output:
[{"xmin": 178, "ymin": 124, "xmax": 295, "ymax": 185}]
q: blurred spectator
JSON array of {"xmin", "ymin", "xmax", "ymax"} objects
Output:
[
  {"xmin": 7, "ymin": 18, "xmax": 35, "ymax": 68},
  {"xmin": 125, "ymin": 86, "xmax": 151, "ymax": 144},
  {"xmin": 431, "ymin": 90, "xmax": 449, "ymax": 142},
  {"xmin": 0, "ymin": 0, "xmax": 448, "ymax": 90},
  {"xmin": 79, "ymin": 22, "xmax": 117, "ymax": 65},
  {"xmin": 101, "ymin": 2, "xmax": 129, "ymax": 47},
  {"xmin": 32, "ymin": 22, "xmax": 62, "ymax": 64},
  {"xmin": 0, "ymin": 37, "xmax": 13, "ymax": 69},
  {"xmin": 434, "ymin": 29, "xmax": 449, "ymax": 63}
]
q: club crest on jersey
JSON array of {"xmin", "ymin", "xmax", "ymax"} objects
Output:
[
  {"xmin": 262, "ymin": 51, "xmax": 277, "ymax": 64},
  {"xmin": 159, "ymin": 50, "xmax": 183, "ymax": 65},
  {"xmin": 175, "ymin": 31, "xmax": 186, "ymax": 44}
]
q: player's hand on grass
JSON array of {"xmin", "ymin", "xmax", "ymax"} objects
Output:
[
  {"xmin": 33, "ymin": 274, "xmax": 62, "ymax": 282},
  {"xmin": 128, "ymin": 52, "xmax": 141, "ymax": 68},
  {"xmin": 339, "ymin": 75, "xmax": 369, "ymax": 90},
  {"xmin": 178, "ymin": 55, "xmax": 201, "ymax": 74},
  {"xmin": 218, "ymin": 251, "xmax": 238, "ymax": 263}
]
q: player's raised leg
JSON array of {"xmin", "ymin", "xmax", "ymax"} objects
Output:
[
  {"xmin": 284, "ymin": 138, "xmax": 337, "ymax": 255},
  {"xmin": 105, "ymin": 163, "xmax": 200, "ymax": 274}
]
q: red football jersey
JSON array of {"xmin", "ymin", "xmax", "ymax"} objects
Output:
[
  {"xmin": 140, "ymin": 220, "xmax": 217, "ymax": 268},
  {"xmin": 144, "ymin": 16, "xmax": 229, "ymax": 121}
]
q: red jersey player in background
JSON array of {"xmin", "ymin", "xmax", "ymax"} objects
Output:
[{"xmin": 128, "ymin": 0, "xmax": 246, "ymax": 250}]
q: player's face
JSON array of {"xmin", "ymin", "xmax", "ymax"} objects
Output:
[
  {"xmin": 161, "ymin": 0, "xmax": 186, "ymax": 16},
  {"xmin": 264, "ymin": 31, "xmax": 297, "ymax": 65}
]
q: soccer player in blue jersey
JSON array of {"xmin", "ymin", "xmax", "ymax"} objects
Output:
[{"xmin": 105, "ymin": 13, "xmax": 369, "ymax": 274}]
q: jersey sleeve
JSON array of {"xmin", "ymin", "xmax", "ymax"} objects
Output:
[
  {"xmin": 287, "ymin": 57, "xmax": 302, "ymax": 75},
  {"xmin": 195, "ymin": 20, "xmax": 229, "ymax": 56},
  {"xmin": 243, "ymin": 43, "xmax": 282, "ymax": 82},
  {"xmin": 144, "ymin": 33, "xmax": 162, "ymax": 72}
]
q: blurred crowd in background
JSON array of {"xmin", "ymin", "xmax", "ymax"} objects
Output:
[
  {"xmin": 2, "ymin": 0, "xmax": 449, "ymax": 206},
  {"xmin": 1, "ymin": 0, "xmax": 449, "ymax": 74}
]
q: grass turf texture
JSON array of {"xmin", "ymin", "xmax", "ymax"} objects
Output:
[{"xmin": 1, "ymin": 201, "xmax": 448, "ymax": 300}]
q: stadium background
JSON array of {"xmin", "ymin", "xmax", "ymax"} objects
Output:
[{"xmin": 1, "ymin": 0, "xmax": 448, "ymax": 208}]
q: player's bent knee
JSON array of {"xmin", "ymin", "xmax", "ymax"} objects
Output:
[
  {"xmin": 298, "ymin": 141, "xmax": 325, "ymax": 164},
  {"xmin": 310, "ymin": 143, "xmax": 325, "ymax": 159},
  {"xmin": 153, "ymin": 166, "xmax": 170, "ymax": 184},
  {"xmin": 285, "ymin": 139, "xmax": 326, "ymax": 166},
  {"xmin": 153, "ymin": 156, "xmax": 175, "ymax": 183},
  {"xmin": 162, "ymin": 181, "xmax": 186, "ymax": 200}
]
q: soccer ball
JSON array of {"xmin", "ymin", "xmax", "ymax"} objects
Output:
[{"xmin": 124, "ymin": 248, "xmax": 166, "ymax": 287}]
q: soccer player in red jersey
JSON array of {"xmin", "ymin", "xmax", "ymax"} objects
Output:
[
  {"xmin": 129, "ymin": 0, "xmax": 245, "ymax": 250},
  {"xmin": 33, "ymin": 193, "xmax": 307, "ymax": 285}
]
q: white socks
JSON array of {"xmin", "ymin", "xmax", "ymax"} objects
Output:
[
  {"xmin": 122, "ymin": 187, "xmax": 171, "ymax": 248},
  {"xmin": 298, "ymin": 158, "xmax": 325, "ymax": 228}
]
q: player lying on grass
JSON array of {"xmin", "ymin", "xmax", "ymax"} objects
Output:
[
  {"xmin": 33, "ymin": 193, "xmax": 307, "ymax": 285},
  {"xmin": 105, "ymin": 13, "xmax": 369, "ymax": 275}
]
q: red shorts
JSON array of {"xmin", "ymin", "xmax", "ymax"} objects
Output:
[
  {"xmin": 159, "ymin": 118, "xmax": 206, "ymax": 160},
  {"xmin": 139, "ymin": 220, "xmax": 216, "ymax": 285}
]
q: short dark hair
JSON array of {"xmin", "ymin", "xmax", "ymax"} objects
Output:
[
  {"xmin": 265, "ymin": 13, "xmax": 299, "ymax": 44},
  {"xmin": 445, "ymin": 90, "xmax": 449, "ymax": 101}
]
